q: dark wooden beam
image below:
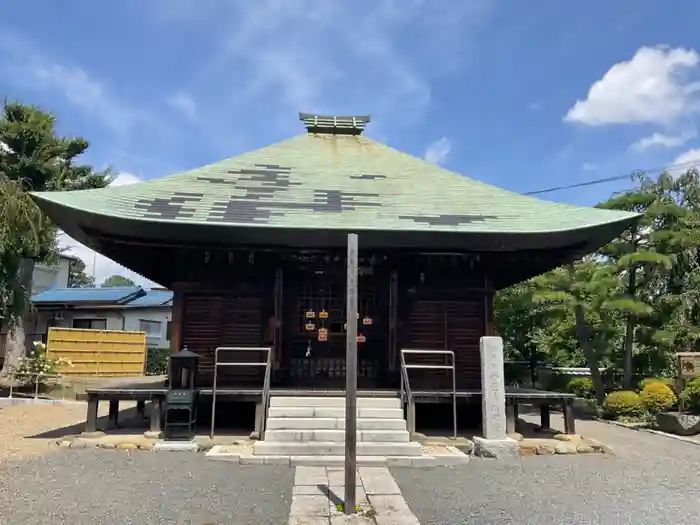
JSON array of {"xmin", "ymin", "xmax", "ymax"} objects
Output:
[{"xmin": 170, "ymin": 286, "xmax": 184, "ymax": 354}]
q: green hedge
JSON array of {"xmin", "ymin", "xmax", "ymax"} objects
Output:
[{"xmin": 146, "ymin": 347, "xmax": 170, "ymax": 376}]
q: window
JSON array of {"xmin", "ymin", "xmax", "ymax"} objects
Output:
[
  {"xmin": 73, "ymin": 318, "xmax": 107, "ymax": 330},
  {"xmin": 139, "ymin": 320, "xmax": 162, "ymax": 337}
]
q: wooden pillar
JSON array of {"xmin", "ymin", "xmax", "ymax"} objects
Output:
[
  {"xmin": 85, "ymin": 395, "xmax": 99, "ymax": 433},
  {"xmin": 540, "ymin": 404, "xmax": 551, "ymax": 430},
  {"xmin": 563, "ymin": 398, "xmax": 576, "ymax": 434},
  {"xmin": 170, "ymin": 286, "xmax": 185, "ymax": 354},
  {"xmin": 150, "ymin": 398, "xmax": 163, "ymax": 433},
  {"xmin": 108, "ymin": 399, "xmax": 120, "ymax": 428}
]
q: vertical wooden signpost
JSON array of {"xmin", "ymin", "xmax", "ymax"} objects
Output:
[{"xmin": 344, "ymin": 233, "xmax": 359, "ymax": 515}]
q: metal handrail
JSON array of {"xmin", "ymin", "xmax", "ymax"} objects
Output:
[
  {"xmin": 400, "ymin": 349, "xmax": 457, "ymax": 439},
  {"xmin": 210, "ymin": 347, "xmax": 272, "ymax": 439}
]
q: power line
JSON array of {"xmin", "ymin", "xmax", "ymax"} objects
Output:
[{"xmin": 523, "ymin": 161, "xmax": 700, "ymax": 196}]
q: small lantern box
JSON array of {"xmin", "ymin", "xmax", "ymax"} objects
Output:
[
  {"xmin": 362, "ymin": 317, "xmax": 373, "ymax": 325},
  {"xmin": 305, "ymin": 322, "xmax": 316, "ymax": 331},
  {"xmin": 305, "ymin": 310, "xmax": 316, "ymax": 319},
  {"xmin": 319, "ymin": 310, "xmax": 329, "ymax": 319},
  {"xmin": 357, "ymin": 334, "xmax": 366, "ymax": 344},
  {"xmin": 317, "ymin": 328, "xmax": 328, "ymax": 342}
]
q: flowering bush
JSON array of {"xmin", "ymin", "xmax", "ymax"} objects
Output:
[{"xmin": 11, "ymin": 341, "xmax": 73, "ymax": 385}]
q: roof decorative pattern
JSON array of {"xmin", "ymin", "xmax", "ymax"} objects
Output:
[{"xmin": 31, "ymin": 131, "xmax": 639, "ymax": 235}]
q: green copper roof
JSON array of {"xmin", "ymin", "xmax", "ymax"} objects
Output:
[{"xmin": 32, "ymin": 132, "xmax": 637, "ymax": 237}]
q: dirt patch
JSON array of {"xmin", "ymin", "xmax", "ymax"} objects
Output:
[{"xmin": 0, "ymin": 401, "xmax": 137, "ymax": 462}]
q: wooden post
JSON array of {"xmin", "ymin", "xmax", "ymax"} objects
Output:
[
  {"xmin": 85, "ymin": 395, "xmax": 99, "ymax": 433},
  {"xmin": 344, "ymin": 233, "xmax": 358, "ymax": 515},
  {"xmin": 170, "ymin": 287, "xmax": 185, "ymax": 355}
]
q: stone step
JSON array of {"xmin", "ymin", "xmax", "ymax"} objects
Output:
[
  {"xmin": 253, "ymin": 440, "xmax": 422, "ymax": 457},
  {"xmin": 264, "ymin": 429, "xmax": 410, "ymax": 442},
  {"xmin": 267, "ymin": 407, "xmax": 404, "ymax": 419},
  {"xmin": 265, "ymin": 417, "xmax": 407, "ymax": 430},
  {"xmin": 269, "ymin": 396, "xmax": 401, "ymax": 409}
]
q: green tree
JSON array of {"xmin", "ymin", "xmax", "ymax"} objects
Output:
[
  {"xmin": 598, "ymin": 172, "xmax": 673, "ymax": 388},
  {"xmin": 0, "ymin": 101, "xmax": 111, "ymax": 376},
  {"xmin": 101, "ymin": 275, "xmax": 136, "ymax": 288},
  {"xmin": 493, "ymin": 281, "xmax": 548, "ymax": 385},
  {"xmin": 532, "ymin": 260, "xmax": 624, "ymax": 403},
  {"xmin": 67, "ymin": 257, "xmax": 95, "ymax": 288}
]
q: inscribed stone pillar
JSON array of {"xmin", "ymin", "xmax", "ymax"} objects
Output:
[{"xmin": 480, "ymin": 336, "xmax": 506, "ymax": 440}]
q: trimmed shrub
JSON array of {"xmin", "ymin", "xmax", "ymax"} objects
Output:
[
  {"xmin": 639, "ymin": 382, "xmax": 676, "ymax": 414},
  {"xmin": 567, "ymin": 377, "xmax": 595, "ymax": 399},
  {"xmin": 638, "ymin": 377, "xmax": 677, "ymax": 393},
  {"xmin": 602, "ymin": 390, "xmax": 645, "ymax": 420},
  {"xmin": 680, "ymin": 377, "xmax": 700, "ymax": 414}
]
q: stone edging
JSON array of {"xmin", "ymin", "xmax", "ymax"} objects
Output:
[
  {"xmin": 205, "ymin": 445, "xmax": 470, "ymax": 468},
  {"xmin": 1, "ymin": 397, "xmax": 80, "ymax": 406},
  {"xmin": 597, "ymin": 418, "xmax": 700, "ymax": 447}
]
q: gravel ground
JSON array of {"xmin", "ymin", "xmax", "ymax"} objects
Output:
[
  {"xmin": 0, "ymin": 449, "xmax": 293, "ymax": 525},
  {"xmin": 394, "ymin": 417, "xmax": 700, "ymax": 525},
  {"xmin": 0, "ymin": 401, "xmax": 147, "ymax": 462},
  {"xmin": 0, "ymin": 403, "xmax": 101, "ymax": 462}
]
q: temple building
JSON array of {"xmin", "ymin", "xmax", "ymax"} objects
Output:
[{"xmin": 32, "ymin": 113, "xmax": 638, "ymax": 396}]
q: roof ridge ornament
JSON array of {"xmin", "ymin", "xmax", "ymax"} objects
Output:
[{"xmin": 299, "ymin": 112, "xmax": 370, "ymax": 135}]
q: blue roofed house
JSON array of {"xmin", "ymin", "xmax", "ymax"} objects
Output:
[{"xmin": 27, "ymin": 287, "xmax": 174, "ymax": 350}]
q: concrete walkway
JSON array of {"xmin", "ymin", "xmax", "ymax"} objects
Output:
[{"xmin": 289, "ymin": 466, "xmax": 420, "ymax": 524}]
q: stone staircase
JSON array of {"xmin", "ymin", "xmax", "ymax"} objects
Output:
[{"xmin": 252, "ymin": 396, "xmax": 422, "ymax": 459}]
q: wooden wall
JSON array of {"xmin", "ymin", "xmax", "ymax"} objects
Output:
[
  {"xmin": 396, "ymin": 254, "xmax": 488, "ymax": 390},
  {"xmin": 169, "ymin": 248, "xmax": 490, "ymax": 390}
]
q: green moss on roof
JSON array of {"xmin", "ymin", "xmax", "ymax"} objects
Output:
[{"xmin": 32, "ymin": 133, "xmax": 638, "ymax": 234}]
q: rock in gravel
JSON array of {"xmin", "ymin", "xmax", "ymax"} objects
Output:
[
  {"xmin": 520, "ymin": 443, "xmax": 538, "ymax": 456},
  {"xmin": 576, "ymin": 443, "xmax": 595, "ymax": 454},
  {"xmin": 536, "ymin": 444, "xmax": 555, "ymax": 455},
  {"xmin": 554, "ymin": 434, "xmax": 582, "ymax": 443},
  {"xmin": 554, "ymin": 442, "xmax": 578, "ymax": 455}
]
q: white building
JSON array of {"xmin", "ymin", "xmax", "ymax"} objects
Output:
[{"xmin": 29, "ymin": 287, "xmax": 173, "ymax": 349}]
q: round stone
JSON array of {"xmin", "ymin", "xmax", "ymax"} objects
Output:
[{"xmin": 554, "ymin": 442, "xmax": 578, "ymax": 454}]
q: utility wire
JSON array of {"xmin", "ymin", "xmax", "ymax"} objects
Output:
[{"xmin": 523, "ymin": 160, "xmax": 700, "ymax": 196}]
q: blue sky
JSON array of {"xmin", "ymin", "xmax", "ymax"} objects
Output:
[{"xmin": 2, "ymin": 0, "xmax": 700, "ymax": 284}]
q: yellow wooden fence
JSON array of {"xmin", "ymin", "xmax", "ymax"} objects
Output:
[{"xmin": 46, "ymin": 327, "xmax": 147, "ymax": 377}]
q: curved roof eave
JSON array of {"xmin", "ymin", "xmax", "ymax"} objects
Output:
[{"xmin": 32, "ymin": 193, "xmax": 640, "ymax": 253}]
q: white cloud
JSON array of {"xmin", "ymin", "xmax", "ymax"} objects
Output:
[
  {"xmin": 110, "ymin": 172, "xmax": 143, "ymax": 186},
  {"xmin": 669, "ymin": 148, "xmax": 700, "ymax": 176},
  {"xmin": 0, "ymin": 32, "xmax": 165, "ymax": 137},
  {"xmin": 167, "ymin": 92, "xmax": 197, "ymax": 120},
  {"xmin": 170, "ymin": 1, "xmax": 494, "ymax": 135},
  {"xmin": 582, "ymin": 162, "xmax": 598, "ymax": 172},
  {"xmin": 630, "ymin": 130, "xmax": 696, "ymax": 152},
  {"xmin": 424, "ymin": 137, "xmax": 452, "ymax": 165},
  {"xmin": 58, "ymin": 173, "xmax": 157, "ymax": 288},
  {"xmin": 565, "ymin": 46, "xmax": 700, "ymax": 126}
]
